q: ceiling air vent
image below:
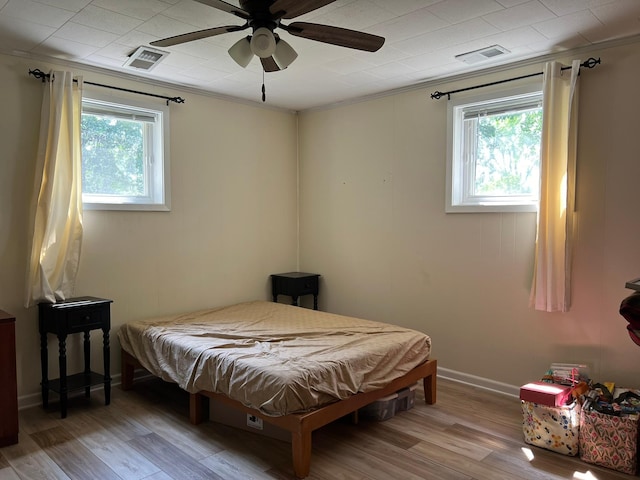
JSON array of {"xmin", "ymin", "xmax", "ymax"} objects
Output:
[
  {"xmin": 455, "ymin": 45, "xmax": 510, "ymax": 65},
  {"xmin": 123, "ymin": 46, "xmax": 169, "ymax": 71}
]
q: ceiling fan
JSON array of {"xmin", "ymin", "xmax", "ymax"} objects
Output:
[{"xmin": 150, "ymin": 0, "xmax": 386, "ymax": 72}]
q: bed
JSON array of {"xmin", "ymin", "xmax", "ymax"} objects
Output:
[{"xmin": 118, "ymin": 300, "xmax": 437, "ymax": 478}]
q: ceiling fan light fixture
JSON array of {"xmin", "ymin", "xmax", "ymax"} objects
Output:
[
  {"xmin": 250, "ymin": 27, "xmax": 276, "ymax": 58},
  {"xmin": 148, "ymin": 1, "xmax": 388, "ymax": 74},
  {"xmin": 273, "ymin": 38, "xmax": 298, "ymax": 69},
  {"xmin": 228, "ymin": 36, "xmax": 253, "ymax": 67}
]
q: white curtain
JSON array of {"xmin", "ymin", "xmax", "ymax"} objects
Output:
[
  {"xmin": 25, "ymin": 71, "xmax": 84, "ymax": 307},
  {"xmin": 529, "ymin": 60, "xmax": 580, "ymax": 312}
]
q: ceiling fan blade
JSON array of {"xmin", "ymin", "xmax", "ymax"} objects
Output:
[
  {"xmin": 269, "ymin": 0, "xmax": 335, "ymax": 20},
  {"xmin": 283, "ymin": 22, "xmax": 385, "ymax": 52},
  {"xmin": 193, "ymin": 0, "xmax": 251, "ymax": 20},
  {"xmin": 261, "ymin": 56, "xmax": 281, "ymax": 72},
  {"xmin": 150, "ymin": 24, "xmax": 248, "ymax": 47}
]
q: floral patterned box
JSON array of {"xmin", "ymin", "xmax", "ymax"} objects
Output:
[
  {"xmin": 579, "ymin": 410, "xmax": 639, "ymax": 474},
  {"xmin": 521, "ymin": 400, "xmax": 580, "ymax": 456}
]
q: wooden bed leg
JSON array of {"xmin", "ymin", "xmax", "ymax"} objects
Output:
[
  {"xmin": 423, "ymin": 360, "xmax": 437, "ymax": 405},
  {"xmin": 189, "ymin": 392, "xmax": 206, "ymax": 425},
  {"xmin": 291, "ymin": 429, "xmax": 312, "ymax": 479},
  {"xmin": 121, "ymin": 351, "xmax": 135, "ymax": 391}
]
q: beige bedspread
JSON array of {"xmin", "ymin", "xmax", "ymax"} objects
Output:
[{"xmin": 118, "ymin": 300, "xmax": 431, "ymax": 416}]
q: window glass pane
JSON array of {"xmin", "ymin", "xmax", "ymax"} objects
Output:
[
  {"xmin": 80, "ymin": 92, "xmax": 170, "ymax": 211},
  {"xmin": 81, "ymin": 113, "xmax": 146, "ymax": 196},
  {"xmin": 446, "ymin": 84, "xmax": 543, "ymax": 213},
  {"xmin": 472, "ymin": 106, "xmax": 542, "ymax": 197}
]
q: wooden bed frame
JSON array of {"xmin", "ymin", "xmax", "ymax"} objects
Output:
[{"xmin": 121, "ymin": 350, "xmax": 437, "ymax": 478}]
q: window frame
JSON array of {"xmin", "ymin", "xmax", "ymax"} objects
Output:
[
  {"xmin": 81, "ymin": 90, "xmax": 171, "ymax": 212},
  {"xmin": 445, "ymin": 82, "xmax": 543, "ymax": 213}
]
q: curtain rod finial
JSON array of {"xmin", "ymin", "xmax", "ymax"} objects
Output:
[
  {"xmin": 28, "ymin": 68, "xmax": 49, "ymax": 82},
  {"xmin": 583, "ymin": 57, "xmax": 600, "ymax": 69}
]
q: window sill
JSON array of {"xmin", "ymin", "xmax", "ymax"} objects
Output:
[
  {"xmin": 83, "ymin": 202, "xmax": 170, "ymax": 212},
  {"xmin": 445, "ymin": 203, "xmax": 538, "ymax": 213}
]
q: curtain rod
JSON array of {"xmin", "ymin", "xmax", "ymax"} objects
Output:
[
  {"xmin": 430, "ymin": 57, "xmax": 601, "ymax": 100},
  {"xmin": 28, "ymin": 68, "xmax": 185, "ymax": 105}
]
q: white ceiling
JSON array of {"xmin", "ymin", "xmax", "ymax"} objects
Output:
[{"xmin": 2, "ymin": 0, "xmax": 640, "ymax": 111}]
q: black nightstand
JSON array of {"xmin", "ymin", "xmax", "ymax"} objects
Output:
[
  {"xmin": 39, "ymin": 296, "xmax": 112, "ymax": 418},
  {"xmin": 271, "ymin": 272, "xmax": 320, "ymax": 310}
]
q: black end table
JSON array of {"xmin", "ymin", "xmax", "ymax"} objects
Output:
[
  {"xmin": 271, "ymin": 272, "xmax": 320, "ymax": 310},
  {"xmin": 39, "ymin": 296, "xmax": 112, "ymax": 418}
]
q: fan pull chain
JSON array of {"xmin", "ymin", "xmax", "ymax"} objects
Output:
[{"xmin": 262, "ymin": 71, "xmax": 266, "ymax": 102}]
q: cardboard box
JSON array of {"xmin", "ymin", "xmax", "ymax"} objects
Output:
[
  {"xmin": 209, "ymin": 399, "xmax": 290, "ymax": 442},
  {"xmin": 519, "ymin": 381, "xmax": 572, "ymax": 407}
]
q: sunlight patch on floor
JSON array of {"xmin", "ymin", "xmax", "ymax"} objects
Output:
[
  {"xmin": 521, "ymin": 447, "xmax": 535, "ymax": 461},
  {"xmin": 573, "ymin": 470, "xmax": 598, "ymax": 479},
  {"xmin": 522, "ymin": 447, "xmax": 600, "ymax": 479}
]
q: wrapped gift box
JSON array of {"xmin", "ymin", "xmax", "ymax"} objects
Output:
[{"xmin": 520, "ymin": 381, "xmax": 572, "ymax": 407}]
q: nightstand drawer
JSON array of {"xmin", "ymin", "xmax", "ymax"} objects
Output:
[
  {"xmin": 272, "ymin": 274, "xmax": 319, "ymax": 296},
  {"xmin": 39, "ymin": 297, "xmax": 112, "ymax": 335},
  {"xmin": 66, "ymin": 308, "xmax": 107, "ymax": 332},
  {"xmin": 271, "ymin": 272, "xmax": 320, "ymax": 310},
  {"xmin": 296, "ymin": 277, "xmax": 319, "ymax": 295}
]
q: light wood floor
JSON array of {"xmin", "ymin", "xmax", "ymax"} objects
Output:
[{"xmin": 1, "ymin": 377, "xmax": 636, "ymax": 480}]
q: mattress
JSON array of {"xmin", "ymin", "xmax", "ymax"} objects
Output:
[{"xmin": 118, "ymin": 300, "xmax": 431, "ymax": 416}]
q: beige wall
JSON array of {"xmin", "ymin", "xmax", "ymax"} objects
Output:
[
  {"xmin": 3, "ymin": 39, "xmax": 639, "ymax": 405},
  {"xmin": 298, "ymin": 40, "xmax": 640, "ymax": 392},
  {"xmin": 0, "ymin": 54, "xmax": 298, "ymax": 403}
]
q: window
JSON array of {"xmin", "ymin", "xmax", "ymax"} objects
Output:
[
  {"xmin": 81, "ymin": 92, "xmax": 170, "ymax": 211},
  {"xmin": 446, "ymin": 84, "xmax": 542, "ymax": 213}
]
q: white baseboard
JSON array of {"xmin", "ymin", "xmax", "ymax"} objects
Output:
[
  {"xmin": 19, "ymin": 392, "xmax": 47, "ymax": 411},
  {"xmin": 18, "ymin": 373, "xmax": 122, "ymax": 410},
  {"xmin": 438, "ymin": 367, "xmax": 520, "ymax": 398}
]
